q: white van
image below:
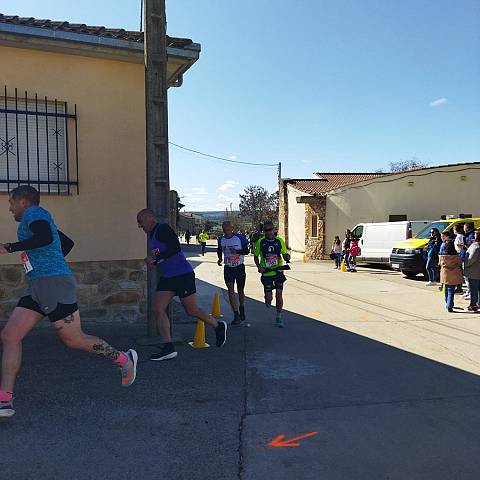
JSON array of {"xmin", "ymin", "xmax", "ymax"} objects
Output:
[{"xmin": 349, "ymin": 221, "xmax": 430, "ymax": 264}]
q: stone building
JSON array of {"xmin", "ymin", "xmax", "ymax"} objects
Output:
[
  {"xmin": 279, "ymin": 162, "xmax": 480, "ymax": 259},
  {"xmin": 0, "ymin": 14, "xmax": 200, "ymax": 321}
]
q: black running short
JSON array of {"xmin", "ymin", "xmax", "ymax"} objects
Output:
[
  {"xmin": 17, "ymin": 296, "xmax": 78, "ymax": 322},
  {"xmin": 224, "ymin": 264, "xmax": 246, "ymax": 289},
  {"xmin": 156, "ymin": 271, "xmax": 196, "ymax": 298},
  {"xmin": 261, "ymin": 272, "xmax": 287, "ymax": 292}
]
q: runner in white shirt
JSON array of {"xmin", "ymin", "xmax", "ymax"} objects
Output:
[{"xmin": 217, "ymin": 221, "xmax": 250, "ymax": 325}]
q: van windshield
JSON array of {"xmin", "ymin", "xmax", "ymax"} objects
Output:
[{"xmin": 416, "ymin": 221, "xmax": 450, "ymax": 239}]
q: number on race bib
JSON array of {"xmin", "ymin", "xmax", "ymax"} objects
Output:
[
  {"xmin": 20, "ymin": 252, "xmax": 33, "ymax": 274},
  {"xmin": 265, "ymin": 255, "xmax": 278, "ymax": 268},
  {"xmin": 226, "ymin": 255, "xmax": 241, "ymax": 267}
]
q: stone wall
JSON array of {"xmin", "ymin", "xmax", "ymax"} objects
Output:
[
  {"xmin": 304, "ymin": 197, "xmax": 326, "ymax": 260},
  {"xmin": 278, "ymin": 179, "xmax": 288, "ymax": 242},
  {"xmin": 0, "ymin": 260, "xmax": 147, "ymax": 322}
]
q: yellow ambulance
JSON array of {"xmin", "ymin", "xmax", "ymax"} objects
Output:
[{"xmin": 390, "ymin": 215, "xmax": 480, "ymax": 278}]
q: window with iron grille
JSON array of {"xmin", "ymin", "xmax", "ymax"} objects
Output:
[
  {"xmin": 311, "ymin": 215, "xmax": 318, "ymax": 238},
  {"xmin": 0, "ymin": 86, "xmax": 79, "ymax": 194}
]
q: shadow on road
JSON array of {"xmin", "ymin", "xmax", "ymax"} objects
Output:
[{"xmin": 1, "ymin": 243, "xmax": 479, "ymax": 479}]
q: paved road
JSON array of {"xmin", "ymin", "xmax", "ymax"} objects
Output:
[{"xmin": 1, "ymin": 244, "xmax": 479, "ymax": 479}]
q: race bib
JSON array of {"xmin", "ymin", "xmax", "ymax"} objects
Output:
[
  {"xmin": 226, "ymin": 255, "xmax": 241, "ymax": 267},
  {"xmin": 265, "ymin": 254, "xmax": 279, "ymax": 268},
  {"xmin": 20, "ymin": 251, "xmax": 33, "ymax": 274}
]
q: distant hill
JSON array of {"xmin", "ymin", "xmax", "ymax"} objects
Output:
[{"xmin": 192, "ymin": 211, "xmax": 240, "ymax": 219}]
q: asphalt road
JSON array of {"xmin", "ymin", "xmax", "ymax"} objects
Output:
[{"xmin": 1, "ymin": 243, "xmax": 479, "ymax": 479}]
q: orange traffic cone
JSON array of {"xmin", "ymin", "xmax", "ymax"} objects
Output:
[
  {"xmin": 211, "ymin": 291, "xmax": 221, "ymax": 318},
  {"xmin": 189, "ymin": 319, "xmax": 210, "ymax": 349}
]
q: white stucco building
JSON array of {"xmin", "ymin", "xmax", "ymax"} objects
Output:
[{"xmin": 279, "ymin": 162, "xmax": 480, "ymax": 259}]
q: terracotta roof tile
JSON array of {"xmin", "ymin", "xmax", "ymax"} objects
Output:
[
  {"xmin": 288, "ymin": 173, "xmax": 386, "ymax": 195},
  {"xmin": 0, "ymin": 14, "xmax": 193, "ymax": 48}
]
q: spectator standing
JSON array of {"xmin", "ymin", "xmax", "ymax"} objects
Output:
[
  {"xmin": 185, "ymin": 229, "xmax": 191, "ymax": 245},
  {"xmin": 425, "ymin": 228, "xmax": 442, "ymax": 286},
  {"xmin": 342, "ymin": 230, "xmax": 352, "ymax": 271},
  {"xmin": 463, "ymin": 223, "xmax": 476, "ymax": 301},
  {"xmin": 453, "ymin": 224, "xmax": 465, "ymax": 254},
  {"xmin": 464, "ymin": 230, "xmax": 480, "ymax": 313},
  {"xmin": 464, "ymin": 223, "xmax": 475, "ymax": 248},
  {"xmin": 439, "ymin": 240, "xmax": 463, "ymax": 312},
  {"xmin": 332, "ymin": 236, "xmax": 342, "ymax": 269},
  {"xmin": 349, "ymin": 236, "xmax": 361, "ymax": 272}
]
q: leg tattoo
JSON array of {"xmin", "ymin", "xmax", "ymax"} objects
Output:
[
  {"xmin": 64, "ymin": 314, "xmax": 76, "ymax": 324},
  {"xmin": 92, "ymin": 342, "xmax": 121, "ymax": 362}
]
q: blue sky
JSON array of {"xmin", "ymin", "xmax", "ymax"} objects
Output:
[{"xmin": 3, "ymin": 0, "xmax": 479, "ymax": 210}]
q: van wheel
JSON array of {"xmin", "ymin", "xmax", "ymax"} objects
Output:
[{"xmin": 402, "ymin": 270, "xmax": 417, "ymax": 278}]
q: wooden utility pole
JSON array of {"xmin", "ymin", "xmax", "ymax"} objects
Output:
[{"xmin": 145, "ymin": 0, "xmax": 170, "ymax": 337}]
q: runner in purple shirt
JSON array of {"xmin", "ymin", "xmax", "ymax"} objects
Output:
[{"xmin": 137, "ymin": 209, "xmax": 227, "ymax": 361}]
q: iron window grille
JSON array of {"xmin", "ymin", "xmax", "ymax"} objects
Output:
[{"xmin": 0, "ymin": 86, "xmax": 79, "ymax": 195}]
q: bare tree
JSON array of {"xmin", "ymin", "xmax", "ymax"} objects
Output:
[
  {"xmin": 239, "ymin": 186, "xmax": 278, "ymax": 227},
  {"xmin": 389, "ymin": 156, "xmax": 428, "ymax": 172}
]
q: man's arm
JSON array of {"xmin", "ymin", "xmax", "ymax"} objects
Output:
[
  {"xmin": 154, "ymin": 223, "xmax": 181, "ymax": 260},
  {"xmin": 254, "ymin": 241, "xmax": 265, "ymax": 272},
  {"xmin": 3, "ymin": 220, "xmax": 53, "ymax": 253},
  {"xmin": 217, "ymin": 237, "xmax": 223, "ymax": 265},
  {"xmin": 280, "ymin": 237, "xmax": 291, "ymax": 262},
  {"xmin": 236, "ymin": 235, "xmax": 250, "ymax": 255}
]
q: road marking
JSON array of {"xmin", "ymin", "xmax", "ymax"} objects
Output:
[{"xmin": 268, "ymin": 432, "xmax": 319, "ymax": 448}]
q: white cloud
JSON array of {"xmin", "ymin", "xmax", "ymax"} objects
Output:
[
  {"xmin": 228, "ymin": 155, "xmax": 237, "ymax": 160},
  {"xmin": 218, "ymin": 193, "xmax": 237, "ymax": 202},
  {"xmin": 219, "ymin": 180, "xmax": 239, "ymax": 192},
  {"xmin": 191, "ymin": 187, "xmax": 208, "ymax": 195},
  {"xmin": 429, "ymin": 97, "xmax": 447, "ymax": 107}
]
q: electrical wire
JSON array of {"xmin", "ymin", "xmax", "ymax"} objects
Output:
[{"xmin": 169, "ymin": 142, "xmax": 278, "ymax": 167}]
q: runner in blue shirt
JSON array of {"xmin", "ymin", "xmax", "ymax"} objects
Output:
[{"xmin": 0, "ymin": 186, "xmax": 138, "ymax": 418}]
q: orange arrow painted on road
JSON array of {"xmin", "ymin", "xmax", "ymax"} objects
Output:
[{"xmin": 268, "ymin": 432, "xmax": 319, "ymax": 448}]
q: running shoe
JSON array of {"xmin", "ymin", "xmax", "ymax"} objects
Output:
[
  {"xmin": 466, "ymin": 306, "xmax": 478, "ymax": 313},
  {"xmin": 231, "ymin": 312, "xmax": 242, "ymax": 326},
  {"xmin": 150, "ymin": 343, "xmax": 178, "ymax": 361},
  {"xmin": 276, "ymin": 313, "xmax": 284, "ymax": 328},
  {"xmin": 121, "ymin": 349, "xmax": 138, "ymax": 387},
  {"xmin": 215, "ymin": 321, "xmax": 228, "ymax": 347},
  {"xmin": 239, "ymin": 305, "xmax": 246, "ymax": 322},
  {"xmin": 0, "ymin": 401, "xmax": 15, "ymax": 418}
]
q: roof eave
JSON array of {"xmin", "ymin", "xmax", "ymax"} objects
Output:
[{"xmin": 0, "ymin": 22, "xmax": 201, "ymax": 86}]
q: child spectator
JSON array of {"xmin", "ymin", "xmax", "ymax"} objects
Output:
[
  {"xmin": 425, "ymin": 228, "xmax": 442, "ymax": 286},
  {"xmin": 342, "ymin": 230, "xmax": 351, "ymax": 271},
  {"xmin": 332, "ymin": 236, "xmax": 342, "ymax": 269},
  {"xmin": 349, "ymin": 236, "xmax": 361, "ymax": 272},
  {"xmin": 439, "ymin": 240, "xmax": 463, "ymax": 312}
]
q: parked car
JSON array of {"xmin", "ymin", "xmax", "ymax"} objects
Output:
[
  {"xmin": 390, "ymin": 215, "xmax": 480, "ymax": 277},
  {"xmin": 349, "ymin": 221, "xmax": 430, "ymax": 264}
]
